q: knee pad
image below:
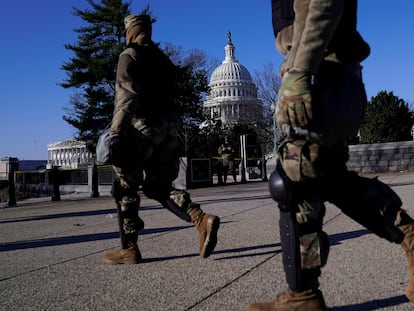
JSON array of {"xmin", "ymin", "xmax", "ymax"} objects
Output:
[
  {"xmin": 270, "ymin": 162, "xmax": 326, "ymax": 220},
  {"xmin": 269, "ymin": 162, "xmax": 293, "ymax": 211}
]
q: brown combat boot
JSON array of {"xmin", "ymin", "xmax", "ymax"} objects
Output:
[
  {"xmin": 398, "ymin": 222, "xmax": 414, "ymax": 302},
  {"xmin": 246, "ymin": 289, "xmax": 327, "ymax": 311},
  {"xmin": 188, "ymin": 204, "xmax": 220, "ymax": 258},
  {"xmin": 103, "ymin": 243, "xmax": 142, "ymax": 264}
]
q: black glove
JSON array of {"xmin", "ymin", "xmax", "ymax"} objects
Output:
[
  {"xmin": 108, "ymin": 135, "xmax": 124, "ymax": 167},
  {"xmin": 108, "ymin": 133, "xmax": 148, "ymax": 169}
]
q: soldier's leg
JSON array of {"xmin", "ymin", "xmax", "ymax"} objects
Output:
[
  {"xmin": 271, "ymin": 163, "xmax": 329, "ymax": 290},
  {"xmin": 143, "ymin": 177, "xmax": 220, "ymax": 258},
  {"xmin": 322, "ymin": 169, "xmax": 414, "ymax": 301},
  {"xmin": 217, "ymin": 161, "xmax": 224, "ymax": 185},
  {"xmin": 231, "ymin": 161, "xmax": 237, "ymax": 182},
  {"xmin": 223, "ymin": 163, "xmax": 228, "ymax": 184},
  {"xmin": 143, "ymin": 128, "xmax": 220, "ymax": 258},
  {"xmin": 112, "ymin": 178, "xmax": 144, "ymax": 248},
  {"xmin": 247, "ymin": 162, "xmax": 328, "ymax": 311},
  {"xmin": 323, "ymin": 171, "xmax": 411, "ymax": 242},
  {"xmin": 103, "ymin": 166, "xmax": 144, "ymax": 264},
  {"xmin": 248, "ymin": 126, "xmax": 330, "ymax": 311}
]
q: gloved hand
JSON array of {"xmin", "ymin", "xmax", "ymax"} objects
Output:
[
  {"xmin": 107, "ymin": 135, "xmax": 124, "ymax": 166},
  {"xmin": 108, "ymin": 131, "xmax": 150, "ymax": 169},
  {"xmin": 275, "ymin": 71, "xmax": 313, "ymax": 128}
]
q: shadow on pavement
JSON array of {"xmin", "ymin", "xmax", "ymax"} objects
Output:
[
  {"xmin": 329, "ymin": 229, "xmax": 371, "ymax": 245},
  {"xmin": 329, "ymin": 294, "xmax": 409, "ymax": 310},
  {"xmin": 0, "ymin": 208, "xmax": 117, "ymax": 224},
  {"xmin": 0, "ymin": 225, "xmax": 192, "ymax": 252}
]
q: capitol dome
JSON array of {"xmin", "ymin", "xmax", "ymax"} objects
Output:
[
  {"xmin": 210, "ymin": 52, "xmax": 252, "ymax": 84},
  {"xmin": 203, "ymin": 32, "xmax": 262, "ymax": 125}
]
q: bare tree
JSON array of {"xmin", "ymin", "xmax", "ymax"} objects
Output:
[
  {"xmin": 252, "ymin": 61, "xmax": 281, "ymax": 153},
  {"xmin": 253, "ymin": 62, "xmax": 281, "ymax": 112}
]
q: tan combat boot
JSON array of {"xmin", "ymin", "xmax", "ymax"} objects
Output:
[
  {"xmin": 188, "ymin": 204, "xmax": 220, "ymax": 258},
  {"xmin": 398, "ymin": 222, "xmax": 414, "ymax": 302},
  {"xmin": 247, "ymin": 289, "xmax": 326, "ymax": 311},
  {"xmin": 103, "ymin": 243, "xmax": 142, "ymax": 264}
]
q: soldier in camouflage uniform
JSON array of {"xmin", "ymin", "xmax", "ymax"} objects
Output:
[
  {"xmin": 103, "ymin": 14, "xmax": 220, "ymax": 264},
  {"xmin": 217, "ymin": 136, "xmax": 236, "ymax": 185},
  {"xmin": 247, "ymin": 0, "xmax": 414, "ymax": 310}
]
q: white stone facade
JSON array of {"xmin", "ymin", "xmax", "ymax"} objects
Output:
[
  {"xmin": 203, "ymin": 32, "xmax": 263, "ymax": 125},
  {"xmin": 47, "ymin": 139, "xmax": 93, "ymax": 168}
]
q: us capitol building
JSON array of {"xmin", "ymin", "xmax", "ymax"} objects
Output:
[{"xmin": 203, "ymin": 32, "xmax": 263, "ymax": 125}]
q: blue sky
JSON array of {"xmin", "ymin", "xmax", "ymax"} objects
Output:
[{"xmin": 1, "ymin": 1, "xmax": 413, "ymax": 160}]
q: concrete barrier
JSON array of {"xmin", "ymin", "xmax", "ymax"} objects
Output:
[
  {"xmin": 264, "ymin": 141, "xmax": 414, "ymax": 177},
  {"xmin": 347, "ymin": 141, "xmax": 414, "ymax": 173}
]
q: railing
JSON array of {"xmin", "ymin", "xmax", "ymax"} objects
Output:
[
  {"xmin": 1, "ymin": 165, "xmax": 115, "ymax": 203},
  {"xmin": 2, "ymin": 157, "xmax": 267, "ymax": 204}
]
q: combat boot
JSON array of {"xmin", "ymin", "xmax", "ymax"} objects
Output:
[
  {"xmin": 188, "ymin": 204, "xmax": 220, "ymax": 258},
  {"xmin": 246, "ymin": 289, "xmax": 326, "ymax": 311},
  {"xmin": 399, "ymin": 222, "xmax": 414, "ymax": 302},
  {"xmin": 103, "ymin": 242, "xmax": 142, "ymax": 264}
]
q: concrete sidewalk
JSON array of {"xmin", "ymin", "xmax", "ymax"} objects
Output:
[{"xmin": 1, "ymin": 172, "xmax": 414, "ymax": 310}]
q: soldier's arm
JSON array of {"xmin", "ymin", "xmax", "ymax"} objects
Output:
[
  {"xmin": 285, "ymin": 0, "xmax": 344, "ymax": 74},
  {"xmin": 110, "ymin": 50, "xmax": 140, "ymax": 137}
]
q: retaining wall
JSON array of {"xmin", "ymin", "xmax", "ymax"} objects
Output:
[{"xmin": 347, "ymin": 141, "xmax": 414, "ymax": 173}]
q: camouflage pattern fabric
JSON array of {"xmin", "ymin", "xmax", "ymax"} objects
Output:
[
  {"xmin": 299, "ymin": 232, "xmax": 321, "ymax": 269},
  {"xmin": 218, "ymin": 143, "xmax": 235, "ymax": 168},
  {"xmin": 120, "ymin": 195, "xmax": 141, "ymax": 236},
  {"xmin": 221, "ymin": 153, "xmax": 234, "ymax": 170},
  {"xmin": 170, "ymin": 189, "xmax": 191, "ymax": 210},
  {"xmin": 277, "ymin": 138, "xmax": 320, "ymax": 182}
]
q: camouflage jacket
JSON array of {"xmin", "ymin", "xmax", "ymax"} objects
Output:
[
  {"xmin": 275, "ymin": 0, "xmax": 370, "ymax": 75},
  {"xmin": 110, "ymin": 42, "xmax": 178, "ymax": 137}
]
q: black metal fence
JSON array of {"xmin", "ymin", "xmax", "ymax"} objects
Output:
[
  {"xmin": 1, "ymin": 165, "xmax": 116, "ymax": 203},
  {"xmin": 96, "ymin": 166, "xmax": 115, "ymax": 185}
]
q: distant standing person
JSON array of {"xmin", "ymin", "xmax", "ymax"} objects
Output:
[
  {"xmin": 103, "ymin": 14, "xmax": 220, "ymax": 264},
  {"xmin": 217, "ymin": 136, "xmax": 236, "ymax": 185}
]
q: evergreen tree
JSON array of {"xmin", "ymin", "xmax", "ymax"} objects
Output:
[
  {"xmin": 60, "ymin": 0, "xmax": 131, "ymax": 150},
  {"xmin": 360, "ymin": 90, "xmax": 414, "ymax": 143},
  {"xmin": 162, "ymin": 43, "xmax": 210, "ymax": 156}
]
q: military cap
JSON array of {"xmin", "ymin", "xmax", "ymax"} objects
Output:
[{"xmin": 124, "ymin": 14, "xmax": 152, "ymax": 31}]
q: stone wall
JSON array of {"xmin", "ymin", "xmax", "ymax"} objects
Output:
[{"xmin": 347, "ymin": 141, "xmax": 414, "ymax": 173}]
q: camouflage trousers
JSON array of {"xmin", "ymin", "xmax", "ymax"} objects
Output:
[
  {"xmin": 112, "ymin": 118, "xmax": 184, "ymax": 246},
  {"xmin": 275, "ymin": 62, "xmax": 368, "ymax": 291}
]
